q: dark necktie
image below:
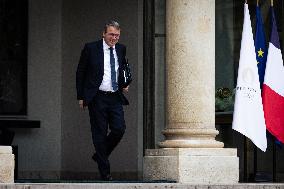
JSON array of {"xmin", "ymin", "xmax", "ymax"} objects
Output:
[{"xmin": 109, "ymin": 47, "xmax": 118, "ymax": 91}]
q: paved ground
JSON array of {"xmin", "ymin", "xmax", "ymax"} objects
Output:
[{"xmin": 1, "ymin": 183, "xmax": 284, "ymax": 189}]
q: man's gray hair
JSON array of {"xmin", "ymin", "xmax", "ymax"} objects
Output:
[{"xmin": 104, "ymin": 20, "xmax": 120, "ymax": 33}]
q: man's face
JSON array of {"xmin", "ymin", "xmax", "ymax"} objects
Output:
[{"xmin": 103, "ymin": 26, "xmax": 120, "ymax": 47}]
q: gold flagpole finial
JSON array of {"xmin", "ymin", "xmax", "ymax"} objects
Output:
[
  {"xmin": 271, "ymin": 0, "xmax": 274, "ymax": 6},
  {"xmin": 257, "ymin": 0, "xmax": 259, "ymax": 6}
]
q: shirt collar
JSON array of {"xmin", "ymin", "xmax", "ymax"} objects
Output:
[{"xmin": 103, "ymin": 38, "xmax": 115, "ymax": 51}]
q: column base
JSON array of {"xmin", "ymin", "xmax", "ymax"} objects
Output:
[
  {"xmin": 143, "ymin": 148, "xmax": 239, "ymax": 184},
  {"xmin": 159, "ymin": 139, "xmax": 224, "ymax": 148},
  {"xmin": 0, "ymin": 146, "xmax": 15, "ymax": 183},
  {"xmin": 159, "ymin": 128, "xmax": 224, "ymax": 148}
]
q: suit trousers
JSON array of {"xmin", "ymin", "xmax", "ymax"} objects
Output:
[{"xmin": 88, "ymin": 91, "xmax": 126, "ymax": 178}]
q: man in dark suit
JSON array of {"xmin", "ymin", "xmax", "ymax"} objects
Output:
[{"xmin": 76, "ymin": 20, "xmax": 129, "ymax": 181}]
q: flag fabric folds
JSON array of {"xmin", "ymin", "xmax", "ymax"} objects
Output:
[
  {"xmin": 255, "ymin": 5, "xmax": 267, "ymax": 88},
  {"xmin": 232, "ymin": 3, "xmax": 267, "ymax": 152},
  {"xmin": 262, "ymin": 7, "xmax": 284, "ymax": 144}
]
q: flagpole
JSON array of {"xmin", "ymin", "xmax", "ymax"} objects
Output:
[
  {"xmin": 271, "ymin": 0, "xmax": 273, "ymax": 6},
  {"xmin": 273, "ymin": 138, "xmax": 276, "ymax": 181},
  {"xmin": 254, "ymin": 0, "xmax": 259, "ymax": 177}
]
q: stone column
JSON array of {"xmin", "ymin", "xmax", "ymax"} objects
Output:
[
  {"xmin": 0, "ymin": 146, "xmax": 14, "ymax": 183},
  {"xmin": 160, "ymin": 0, "xmax": 222, "ymax": 148},
  {"xmin": 143, "ymin": 0, "xmax": 239, "ymax": 183}
]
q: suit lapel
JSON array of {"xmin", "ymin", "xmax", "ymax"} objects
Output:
[
  {"xmin": 97, "ymin": 39, "xmax": 104, "ymax": 74},
  {"xmin": 115, "ymin": 44, "xmax": 124, "ymax": 88},
  {"xmin": 116, "ymin": 44, "xmax": 123, "ymax": 70}
]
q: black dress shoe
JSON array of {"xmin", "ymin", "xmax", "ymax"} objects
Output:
[
  {"xmin": 92, "ymin": 153, "xmax": 97, "ymax": 162},
  {"xmin": 102, "ymin": 174, "xmax": 113, "ymax": 181}
]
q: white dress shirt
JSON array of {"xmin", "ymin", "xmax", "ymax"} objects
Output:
[{"xmin": 99, "ymin": 39, "xmax": 119, "ymax": 92}]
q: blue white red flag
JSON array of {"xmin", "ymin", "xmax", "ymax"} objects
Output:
[{"xmin": 262, "ymin": 7, "xmax": 284, "ymax": 144}]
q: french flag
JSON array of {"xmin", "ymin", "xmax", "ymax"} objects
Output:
[{"xmin": 262, "ymin": 7, "xmax": 284, "ymax": 144}]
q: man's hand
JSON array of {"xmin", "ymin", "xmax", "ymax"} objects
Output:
[
  {"xmin": 123, "ymin": 86, "xmax": 129, "ymax": 93},
  {"xmin": 78, "ymin": 100, "xmax": 86, "ymax": 110}
]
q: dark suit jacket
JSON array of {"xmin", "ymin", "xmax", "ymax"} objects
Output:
[{"xmin": 76, "ymin": 39, "xmax": 129, "ymax": 105}]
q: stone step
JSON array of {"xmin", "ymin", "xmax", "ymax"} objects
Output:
[
  {"xmin": 0, "ymin": 146, "xmax": 14, "ymax": 183},
  {"xmin": 1, "ymin": 183, "xmax": 284, "ymax": 189}
]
